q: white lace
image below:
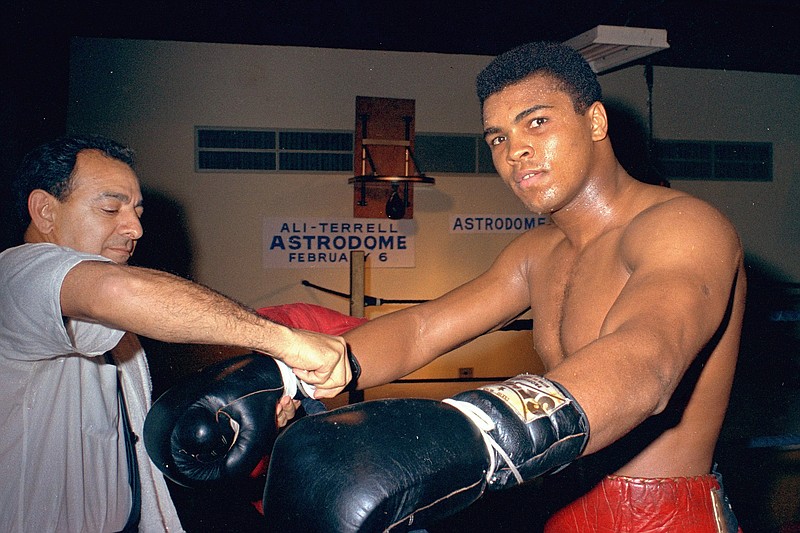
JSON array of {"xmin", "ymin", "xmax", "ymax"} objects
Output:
[{"xmin": 442, "ymin": 399, "xmax": 523, "ymax": 486}]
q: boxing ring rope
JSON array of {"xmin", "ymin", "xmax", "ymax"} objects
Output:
[
  {"xmin": 301, "ymin": 279, "xmax": 428, "ymax": 307},
  {"xmin": 302, "ymin": 278, "xmax": 533, "ymax": 332}
]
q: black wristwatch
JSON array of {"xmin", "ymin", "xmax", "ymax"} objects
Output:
[{"xmin": 343, "ymin": 346, "xmax": 361, "ymax": 392}]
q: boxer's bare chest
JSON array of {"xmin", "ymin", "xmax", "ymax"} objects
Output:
[{"xmin": 529, "ymin": 229, "xmax": 629, "ymax": 366}]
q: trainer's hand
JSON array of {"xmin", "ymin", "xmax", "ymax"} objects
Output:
[
  {"xmin": 276, "ymin": 329, "xmax": 350, "ymax": 398},
  {"xmin": 275, "ymin": 396, "xmax": 301, "ymax": 428}
]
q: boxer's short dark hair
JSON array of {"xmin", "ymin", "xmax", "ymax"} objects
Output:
[{"xmin": 476, "ymin": 41, "xmax": 602, "ymax": 114}]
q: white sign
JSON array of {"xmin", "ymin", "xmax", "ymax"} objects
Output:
[
  {"xmin": 450, "ymin": 214, "xmax": 550, "ymax": 233},
  {"xmin": 263, "ymin": 217, "xmax": 415, "ymax": 268}
]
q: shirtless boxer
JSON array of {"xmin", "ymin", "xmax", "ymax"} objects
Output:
[{"xmin": 332, "ymin": 42, "xmax": 746, "ymax": 531}]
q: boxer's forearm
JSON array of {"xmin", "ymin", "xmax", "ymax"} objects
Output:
[
  {"xmin": 343, "ymin": 278, "xmax": 528, "ymax": 389},
  {"xmin": 343, "ymin": 308, "xmax": 443, "ymax": 389}
]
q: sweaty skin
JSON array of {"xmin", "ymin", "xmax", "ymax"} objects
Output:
[{"xmin": 343, "ymin": 73, "xmax": 745, "ymax": 478}]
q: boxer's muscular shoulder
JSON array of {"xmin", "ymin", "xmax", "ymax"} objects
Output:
[
  {"xmin": 622, "ymin": 192, "xmax": 741, "ymax": 267},
  {"xmin": 629, "ymin": 192, "xmax": 735, "ymax": 237}
]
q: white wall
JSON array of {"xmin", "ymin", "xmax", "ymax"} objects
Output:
[
  {"xmin": 67, "ymin": 38, "xmax": 800, "ymax": 401},
  {"xmin": 654, "ymin": 67, "xmax": 799, "ymax": 280},
  {"xmin": 598, "ymin": 65, "xmax": 800, "ymax": 281}
]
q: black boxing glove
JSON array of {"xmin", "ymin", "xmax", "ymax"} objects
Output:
[
  {"xmin": 143, "ymin": 353, "xmax": 311, "ymax": 489},
  {"xmin": 262, "ymin": 398, "xmax": 489, "ymax": 533},
  {"xmin": 261, "ymin": 374, "xmax": 589, "ymax": 532}
]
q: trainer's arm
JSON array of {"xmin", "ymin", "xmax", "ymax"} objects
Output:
[{"xmin": 60, "ymin": 261, "xmax": 350, "ymax": 393}]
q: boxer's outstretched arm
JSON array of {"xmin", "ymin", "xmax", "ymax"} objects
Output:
[
  {"xmin": 344, "ymin": 196, "xmax": 744, "ymax": 463},
  {"xmin": 343, "ymin": 233, "xmax": 534, "ymax": 390},
  {"xmin": 60, "ymin": 261, "xmax": 350, "ymax": 392}
]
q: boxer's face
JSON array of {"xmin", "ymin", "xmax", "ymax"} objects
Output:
[
  {"xmin": 482, "ymin": 73, "xmax": 600, "ymax": 215},
  {"xmin": 45, "ymin": 149, "xmax": 144, "ymax": 264}
]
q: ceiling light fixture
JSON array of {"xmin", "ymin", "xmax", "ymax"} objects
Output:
[{"xmin": 564, "ymin": 25, "xmax": 669, "ymax": 74}]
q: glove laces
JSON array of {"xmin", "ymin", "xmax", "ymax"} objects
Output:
[{"xmin": 442, "ymin": 399, "xmax": 523, "ymax": 486}]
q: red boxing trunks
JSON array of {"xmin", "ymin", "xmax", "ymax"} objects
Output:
[{"xmin": 544, "ymin": 473, "xmax": 743, "ymax": 533}]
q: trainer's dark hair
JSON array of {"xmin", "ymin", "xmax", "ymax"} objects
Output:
[
  {"xmin": 13, "ymin": 134, "xmax": 135, "ymax": 229},
  {"xmin": 476, "ymin": 42, "xmax": 602, "ymax": 114}
]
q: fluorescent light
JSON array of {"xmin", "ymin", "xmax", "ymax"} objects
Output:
[{"xmin": 564, "ymin": 25, "xmax": 669, "ymax": 73}]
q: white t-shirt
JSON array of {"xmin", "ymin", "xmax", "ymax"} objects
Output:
[{"xmin": 0, "ymin": 243, "xmax": 183, "ymax": 532}]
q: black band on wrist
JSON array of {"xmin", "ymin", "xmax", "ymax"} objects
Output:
[{"xmin": 343, "ymin": 346, "xmax": 361, "ymax": 392}]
